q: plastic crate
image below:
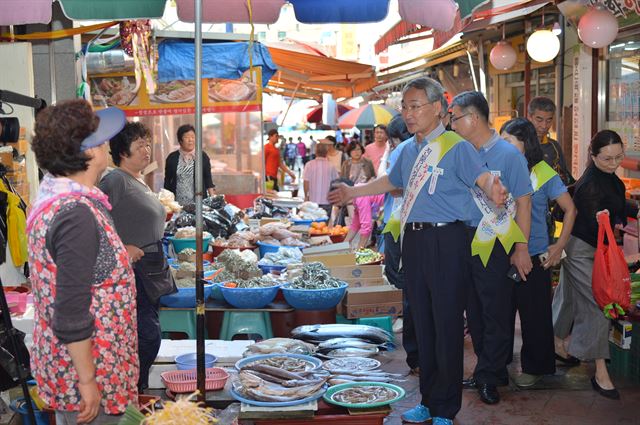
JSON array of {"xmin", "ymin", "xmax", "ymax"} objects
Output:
[{"xmin": 161, "ymin": 367, "xmax": 229, "ymax": 393}]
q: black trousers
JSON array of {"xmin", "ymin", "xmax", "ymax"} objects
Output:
[
  {"xmin": 133, "ymin": 265, "xmax": 162, "ymax": 392},
  {"xmin": 402, "ymin": 222, "xmax": 468, "ymax": 419},
  {"xmin": 466, "ymin": 227, "xmax": 514, "ymax": 386},
  {"xmin": 509, "ymin": 257, "xmax": 556, "ymax": 375},
  {"xmin": 384, "ymin": 231, "xmax": 418, "ymax": 369}
]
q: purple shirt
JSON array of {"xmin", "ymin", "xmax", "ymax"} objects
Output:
[
  {"xmin": 297, "ymin": 142, "xmax": 307, "ymax": 157},
  {"xmin": 303, "ymin": 157, "xmax": 339, "ymax": 205}
]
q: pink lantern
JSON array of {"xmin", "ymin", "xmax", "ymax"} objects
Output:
[
  {"xmin": 398, "ymin": 0, "xmax": 457, "ymax": 32},
  {"xmin": 490, "ymin": 41, "xmax": 517, "ymax": 71},
  {"xmin": 578, "ymin": 7, "xmax": 619, "ymax": 49}
]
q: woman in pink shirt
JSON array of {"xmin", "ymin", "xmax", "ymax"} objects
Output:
[{"xmin": 347, "ymin": 190, "xmax": 385, "ymax": 249}]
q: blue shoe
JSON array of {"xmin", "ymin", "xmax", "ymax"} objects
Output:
[
  {"xmin": 401, "ymin": 404, "xmax": 431, "ymax": 423},
  {"xmin": 432, "ymin": 418, "xmax": 453, "ymax": 425}
]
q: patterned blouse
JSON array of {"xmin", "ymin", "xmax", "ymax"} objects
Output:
[
  {"xmin": 28, "ymin": 194, "xmax": 138, "ymax": 414},
  {"xmin": 176, "ymin": 154, "xmax": 195, "ymax": 206}
]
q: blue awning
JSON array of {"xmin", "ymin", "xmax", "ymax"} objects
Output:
[
  {"xmin": 288, "ymin": 0, "xmax": 390, "ymax": 23},
  {"xmin": 158, "ymin": 41, "xmax": 277, "ymax": 85}
]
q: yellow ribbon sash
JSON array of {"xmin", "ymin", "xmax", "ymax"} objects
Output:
[
  {"xmin": 530, "ymin": 160, "xmax": 557, "ymax": 192},
  {"xmin": 383, "ymin": 131, "xmax": 462, "ymax": 242}
]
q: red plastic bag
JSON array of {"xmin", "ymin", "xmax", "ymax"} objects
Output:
[{"xmin": 592, "ymin": 212, "xmax": 631, "ymax": 319}]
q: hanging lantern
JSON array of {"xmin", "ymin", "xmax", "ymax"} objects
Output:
[
  {"xmin": 578, "ymin": 7, "xmax": 619, "ymax": 49},
  {"xmin": 490, "ymin": 41, "xmax": 517, "ymax": 70},
  {"xmin": 526, "ymin": 29, "xmax": 560, "ymax": 63}
]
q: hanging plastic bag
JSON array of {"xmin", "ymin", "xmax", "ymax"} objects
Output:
[{"xmin": 592, "ymin": 211, "xmax": 631, "ymax": 319}]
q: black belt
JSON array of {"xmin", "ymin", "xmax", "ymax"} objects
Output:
[{"xmin": 404, "ymin": 221, "xmax": 459, "ymax": 231}]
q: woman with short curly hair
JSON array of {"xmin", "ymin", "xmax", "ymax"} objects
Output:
[{"xmin": 27, "ymin": 99, "xmax": 138, "ymax": 424}]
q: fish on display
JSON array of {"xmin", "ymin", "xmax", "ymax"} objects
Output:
[
  {"xmin": 316, "ymin": 337, "xmax": 391, "ymax": 354},
  {"xmin": 237, "ymin": 369, "xmax": 328, "ymax": 402},
  {"xmin": 324, "ymin": 347, "xmax": 379, "ymax": 358},
  {"xmin": 291, "ymin": 324, "xmax": 394, "ymax": 345}
]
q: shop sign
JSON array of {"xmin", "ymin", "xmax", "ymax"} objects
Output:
[
  {"xmin": 571, "ymin": 44, "xmax": 592, "ymax": 178},
  {"xmin": 89, "ymin": 67, "xmax": 262, "ymax": 116},
  {"xmin": 589, "ymin": 0, "xmax": 640, "ymax": 28}
]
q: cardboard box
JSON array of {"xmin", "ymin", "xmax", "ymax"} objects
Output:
[
  {"xmin": 303, "ymin": 253, "xmax": 356, "ymax": 267},
  {"xmin": 329, "ymin": 265, "xmax": 383, "ymax": 280},
  {"xmin": 609, "ymin": 320, "xmax": 632, "ymax": 350},
  {"xmin": 342, "ymin": 285, "xmax": 403, "ymax": 319},
  {"xmin": 303, "ymin": 242, "xmax": 351, "ymax": 256},
  {"xmin": 343, "ymin": 277, "xmax": 386, "ymax": 288}
]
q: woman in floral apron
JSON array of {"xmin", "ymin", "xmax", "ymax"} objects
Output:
[{"xmin": 27, "ymin": 100, "xmax": 138, "ymax": 424}]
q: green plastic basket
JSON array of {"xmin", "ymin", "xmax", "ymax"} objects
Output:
[{"xmin": 323, "ymin": 382, "xmax": 405, "ymax": 409}]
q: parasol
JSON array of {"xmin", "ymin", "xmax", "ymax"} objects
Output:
[
  {"xmin": 306, "ymin": 104, "xmax": 352, "ymax": 124},
  {"xmin": 337, "ymin": 104, "xmax": 398, "ymax": 129}
]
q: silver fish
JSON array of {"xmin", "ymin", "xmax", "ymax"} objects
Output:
[
  {"xmin": 325, "ymin": 347, "xmax": 379, "ymax": 358},
  {"xmin": 292, "ymin": 324, "xmax": 394, "ymax": 345},
  {"xmin": 317, "ymin": 338, "xmax": 380, "ymax": 351}
]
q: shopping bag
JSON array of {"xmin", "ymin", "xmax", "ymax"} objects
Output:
[{"xmin": 592, "ymin": 212, "xmax": 631, "ymax": 319}]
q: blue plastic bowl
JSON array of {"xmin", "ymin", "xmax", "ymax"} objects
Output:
[
  {"xmin": 291, "ymin": 217, "xmax": 328, "ymax": 226},
  {"xmin": 175, "ymin": 352, "xmax": 217, "ymax": 370},
  {"xmin": 256, "ymin": 241, "xmax": 303, "ymax": 259},
  {"xmin": 257, "ymin": 264, "xmax": 288, "ymax": 275},
  {"xmin": 159, "ymin": 283, "xmax": 215, "ymax": 308},
  {"xmin": 218, "ymin": 283, "xmax": 280, "ymax": 309},
  {"xmin": 168, "ymin": 236, "xmax": 212, "ymax": 253},
  {"xmin": 281, "ymin": 282, "xmax": 348, "ymax": 310}
]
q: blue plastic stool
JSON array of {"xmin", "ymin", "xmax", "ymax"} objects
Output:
[
  {"xmin": 220, "ymin": 311, "xmax": 273, "ymax": 340},
  {"xmin": 356, "ymin": 316, "xmax": 394, "ymax": 334},
  {"xmin": 159, "ymin": 309, "xmax": 198, "ymax": 339}
]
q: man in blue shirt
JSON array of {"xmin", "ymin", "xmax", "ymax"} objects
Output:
[
  {"xmin": 381, "ymin": 115, "xmax": 417, "ymax": 373},
  {"xmin": 329, "ymin": 78, "xmax": 508, "ymax": 425},
  {"xmin": 450, "ymin": 91, "xmax": 532, "ymax": 405}
]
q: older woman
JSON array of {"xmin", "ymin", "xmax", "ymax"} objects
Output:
[
  {"xmin": 27, "ymin": 100, "xmax": 138, "ymax": 424},
  {"xmin": 341, "ymin": 141, "xmax": 376, "ymax": 184},
  {"xmin": 500, "ymin": 118, "xmax": 576, "ymax": 388},
  {"xmin": 552, "ymin": 130, "xmax": 637, "ymax": 400},
  {"xmin": 99, "ymin": 122, "xmax": 173, "ymax": 393},
  {"xmin": 163, "ymin": 124, "xmax": 215, "ymax": 206}
]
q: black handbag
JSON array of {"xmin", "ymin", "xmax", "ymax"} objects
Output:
[
  {"xmin": 0, "ymin": 321, "xmax": 31, "ymax": 391},
  {"xmin": 135, "ymin": 241, "xmax": 178, "ymax": 304}
]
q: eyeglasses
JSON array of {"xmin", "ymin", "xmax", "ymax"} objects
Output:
[
  {"xmin": 449, "ymin": 113, "xmax": 470, "ymax": 123},
  {"xmin": 131, "ymin": 139, "xmax": 151, "ymax": 151},
  {"xmin": 400, "ymin": 102, "xmax": 431, "ymax": 114},
  {"xmin": 596, "ymin": 153, "xmax": 625, "ymax": 163}
]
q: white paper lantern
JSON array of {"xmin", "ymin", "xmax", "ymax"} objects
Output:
[
  {"xmin": 490, "ymin": 41, "xmax": 517, "ymax": 70},
  {"xmin": 526, "ymin": 29, "xmax": 560, "ymax": 63},
  {"xmin": 578, "ymin": 7, "xmax": 619, "ymax": 49}
]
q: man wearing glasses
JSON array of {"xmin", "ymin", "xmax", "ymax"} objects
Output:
[
  {"xmin": 329, "ymin": 78, "xmax": 508, "ymax": 425},
  {"xmin": 450, "ymin": 91, "xmax": 532, "ymax": 405}
]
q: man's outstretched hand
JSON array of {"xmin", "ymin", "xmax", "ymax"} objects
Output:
[{"xmin": 328, "ymin": 183, "xmax": 353, "ymax": 206}]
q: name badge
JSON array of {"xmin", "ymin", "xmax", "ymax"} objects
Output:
[
  {"xmin": 490, "ymin": 170, "xmax": 501, "ymax": 178},
  {"xmin": 428, "ymin": 166, "xmax": 444, "ymax": 194}
]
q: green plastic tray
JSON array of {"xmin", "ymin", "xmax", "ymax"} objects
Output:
[{"xmin": 323, "ymin": 382, "xmax": 405, "ymax": 409}]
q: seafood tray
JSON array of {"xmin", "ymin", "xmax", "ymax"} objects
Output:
[
  {"xmin": 323, "ymin": 382, "xmax": 405, "ymax": 409},
  {"xmin": 235, "ymin": 354, "xmax": 322, "ymax": 372},
  {"xmin": 160, "ymin": 367, "xmax": 229, "ymax": 393},
  {"xmin": 230, "ymin": 385, "xmax": 326, "ymax": 407},
  {"xmin": 322, "ymin": 357, "xmax": 381, "ymax": 372}
]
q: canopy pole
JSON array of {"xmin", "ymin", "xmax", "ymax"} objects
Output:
[
  {"xmin": 194, "ymin": 0, "xmax": 206, "ymax": 403},
  {"xmin": 278, "ymin": 82, "xmax": 301, "ymax": 126}
]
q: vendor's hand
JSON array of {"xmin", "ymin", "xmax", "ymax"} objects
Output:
[
  {"xmin": 125, "ymin": 245, "xmax": 144, "ymax": 263},
  {"xmin": 77, "ymin": 378, "xmax": 101, "ymax": 424},
  {"xmin": 510, "ymin": 244, "xmax": 532, "ymax": 281},
  {"xmin": 542, "ymin": 243, "xmax": 564, "ymax": 269},
  {"xmin": 596, "ymin": 209, "xmax": 609, "ymax": 219},
  {"xmin": 288, "ymin": 171, "xmax": 296, "ymax": 182},
  {"xmin": 328, "ymin": 183, "xmax": 353, "ymax": 206}
]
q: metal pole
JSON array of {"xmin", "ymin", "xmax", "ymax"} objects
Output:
[
  {"xmin": 194, "ymin": 0, "xmax": 206, "ymax": 402},
  {"xmin": 556, "ymin": 14, "xmax": 565, "ymax": 147}
]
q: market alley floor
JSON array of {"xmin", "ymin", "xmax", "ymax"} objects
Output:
[{"xmin": 378, "ymin": 325, "xmax": 640, "ymax": 425}]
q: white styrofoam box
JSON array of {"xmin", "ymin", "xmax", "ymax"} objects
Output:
[
  {"xmin": 148, "ymin": 363, "xmax": 176, "ymax": 389},
  {"xmin": 155, "ymin": 339, "xmax": 254, "ymax": 364}
]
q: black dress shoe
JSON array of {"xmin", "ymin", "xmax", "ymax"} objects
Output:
[
  {"xmin": 477, "ymin": 384, "xmax": 500, "ymax": 405},
  {"xmin": 555, "ymin": 353, "xmax": 580, "ymax": 366},
  {"xmin": 591, "ymin": 377, "xmax": 620, "ymax": 400},
  {"xmin": 463, "ymin": 377, "xmax": 477, "ymax": 389}
]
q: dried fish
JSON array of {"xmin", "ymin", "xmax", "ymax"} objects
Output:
[
  {"xmin": 238, "ymin": 370, "xmax": 328, "ymax": 402},
  {"xmin": 290, "ymin": 262, "xmax": 342, "ymax": 289},
  {"xmin": 244, "ymin": 338, "xmax": 316, "ymax": 356},
  {"xmin": 243, "ymin": 356, "xmax": 315, "ymax": 372},
  {"xmin": 324, "ymin": 347, "xmax": 379, "ymax": 358},
  {"xmin": 332, "ymin": 385, "xmax": 398, "ymax": 404}
]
